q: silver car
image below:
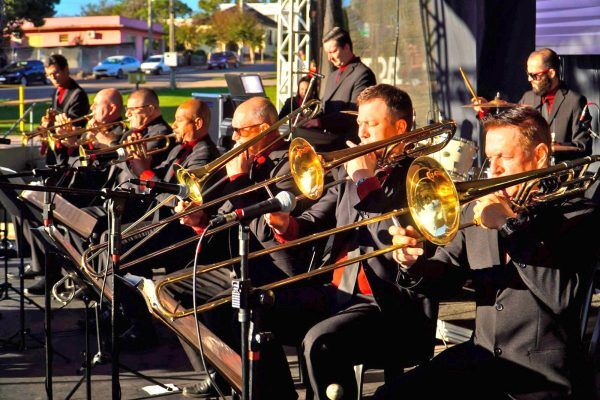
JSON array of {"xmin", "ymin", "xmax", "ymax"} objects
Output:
[{"xmin": 93, "ymin": 56, "xmax": 141, "ymax": 79}]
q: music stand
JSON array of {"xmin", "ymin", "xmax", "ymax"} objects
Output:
[{"xmin": 0, "ymin": 167, "xmax": 45, "ymax": 350}]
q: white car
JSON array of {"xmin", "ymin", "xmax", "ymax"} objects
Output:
[
  {"xmin": 93, "ymin": 56, "xmax": 141, "ymax": 79},
  {"xmin": 140, "ymin": 55, "xmax": 172, "ymax": 75}
]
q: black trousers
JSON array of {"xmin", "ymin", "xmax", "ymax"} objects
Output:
[
  {"xmin": 202, "ymin": 283, "xmax": 421, "ymax": 400},
  {"xmin": 372, "ymin": 341, "xmax": 588, "ymax": 400}
]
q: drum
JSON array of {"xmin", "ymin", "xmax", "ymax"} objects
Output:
[{"xmin": 430, "ymin": 137, "xmax": 478, "ymax": 181}]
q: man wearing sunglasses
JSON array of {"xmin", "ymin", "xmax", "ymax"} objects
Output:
[
  {"xmin": 519, "ymin": 48, "xmax": 591, "ymax": 162},
  {"xmin": 475, "ymin": 48, "xmax": 591, "ymax": 162}
]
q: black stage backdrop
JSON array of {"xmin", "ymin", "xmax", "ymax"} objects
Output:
[{"xmin": 315, "ymin": 0, "xmax": 600, "ymax": 165}]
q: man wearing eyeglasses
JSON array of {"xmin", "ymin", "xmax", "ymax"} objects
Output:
[
  {"xmin": 108, "ymin": 88, "xmax": 175, "ymax": 192},
  {"xmin": 519, "ymin": 48, "xmax": 591, "ymax": 162}
]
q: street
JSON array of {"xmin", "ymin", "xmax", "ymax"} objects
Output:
[{"xmin": 0, "ymin": 62, "xmax": 276, "ymax": 103}]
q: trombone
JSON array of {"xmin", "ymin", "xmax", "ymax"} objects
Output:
[
  {"xmin": 80, "ymin": 120, "xmax": 456, "ymax": 275},
  {"xmin": 78, "ymin": 132, "xmax": 176, "ymax": 165},
  {"xmin": 146, "ymin": 154, "xmax": 600, "ymax": 319},
  {"xmin": 176, "ymin": 99, "xmax": 322, "ymax": 204}
]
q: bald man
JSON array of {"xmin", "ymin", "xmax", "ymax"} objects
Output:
[
  {"xmin": 108, "ymin": 88, "xmax": 174, "ymax": 195},
  {"xmin": 106, "ymin": 99, "xmax": 223, "ymax": 350},
  {"xmin": 88, "ymin": 88, "xmax": 125, "ymax": 148}
]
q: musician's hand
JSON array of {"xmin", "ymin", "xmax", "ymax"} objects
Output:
[
  {"xmin": 472, "ymin": 193, "xmax": 516, "ymax": 230},
  {"xmin": 344, "ymin": 141, "xmax": 377, "ymax": 183},
  {"xmin": 303, "ymin": 118, "xmax": 321, "ymax": 129},
  {"xmin": 226, "ymin": 148, "xmax": 254, "ymax": 177},
  {"xmin": 175, "ymin": 200, "xmax": 207, "ymax": 228},
  {"xmin": 471, "ymin": 96, "xmax": 488, "ymax": 114},
  {"xmin": 389, "ymin": 225, "xmax": 423, "ymax": 268},
  {"xmin": 265, "ymin": 211, "xmax": 290, "ymax": 235},
  {"xmin": 54, "ymin": 115, "xmax": 79, "ymax": 147},
  {"xmin": 40, "ymin": 114, "xmax": 52, "ymax": 129},
  {"xmin": 125, "ymin": 132, "xmax": 146, "ymax": 160}
]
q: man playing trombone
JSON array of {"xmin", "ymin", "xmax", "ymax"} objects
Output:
[
  {"xmin": 377, "ymin": 106, "xmax": 599, "ymax": 399},
  {"xmin": 176, "ymin": 96, "xmax": 317, "ymax": 398},
  {"xmin": 263, "ymin": 84, "xmax": 438, "ymax": 399}
]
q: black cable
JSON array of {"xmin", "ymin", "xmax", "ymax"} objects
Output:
[{"xmin": 191, "ymin": 220, "xmax": 226, "ymax": 400}]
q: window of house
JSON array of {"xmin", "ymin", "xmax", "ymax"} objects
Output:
[{"xmin": 59, "ymin": 34, "xmax": 68, "ymax": 43}]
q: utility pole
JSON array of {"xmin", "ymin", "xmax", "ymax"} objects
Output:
[
  {"xmin": 168, "ymin": 0, "xmax": 176, "ymax": 89},
  {"xmin": 147, "ymin": 0, "xmax": 153, "ymax": 57}
]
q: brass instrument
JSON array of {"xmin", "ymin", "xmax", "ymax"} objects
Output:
[
  {"xmin": 288, "ymin": 120, "xmax": 456, "ymax": 200},
  {"xmin": 78, "ymin": 132, "xmax": 176, "ymax": 165},
  {"xmin": 51, "ymin": 272, "xmax": 85, "ymax": 305},
  {"xmin": 52, "ymin": 119, "xmax": 126, "ymax": 144},
  {"xmin": 21, "ymin": 111, "xmax": 94, "ymax": 148},
  {"xmin": 146, "ymin": 154, "xmax": 600, "ymax": 319},
  {"xmin": 176, "ymin": 99, "xmax": 322, "ymax": 204},
  {"xmin": 81, "ymin": 120, "xmax": 454, "ymax": 276}
]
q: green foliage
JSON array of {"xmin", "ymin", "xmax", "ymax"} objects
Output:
[
  {"xmin": 210, "ymin": 8, "xmax": 264, "ymax": 59},
  {"xmin": 197, "ymin": 0, "xmax": 222, "ymax": 16},
  {"xmin": 2, "ymin": 0, "xmax": 59, "ymax": 37}
]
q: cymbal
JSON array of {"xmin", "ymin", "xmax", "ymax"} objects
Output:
[{"xmin": 462, "ymin": 99, "xmax": 519, "ymax": 108}]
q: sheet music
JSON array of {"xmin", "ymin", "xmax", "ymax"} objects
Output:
[{"xmin": 21, "ymin": 188, "xmax": 97, "ymax": 238}]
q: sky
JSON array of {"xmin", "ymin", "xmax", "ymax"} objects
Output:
[{"xmin": 53, "ymin": 0, "xmax": 200, "ymax": 16}]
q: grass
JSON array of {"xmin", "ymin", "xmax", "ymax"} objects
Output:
[{"xmin": 0, "ymin": 86, "xmax": 278, "ymax": 134}]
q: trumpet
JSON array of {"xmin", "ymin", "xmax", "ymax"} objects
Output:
[
  {"xmin": 21, "ymin": 111, "xmax": 94, "ymax": 146},
  {"xmin": 52, "ymin": 119, "xmax": 127, "ymax": 143},
  {"xmin": 145, "ymin": 154, "xmax": 600, "ymax": 319},
  {"xmin": 78, "ymin": 132, "xmax": 176, "ymax": 165}
]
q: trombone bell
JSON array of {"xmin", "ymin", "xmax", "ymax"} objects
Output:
[
  {"xmin": 289, "ymin": 137, "xmax": 324, "ymax": 200},
  {"xmin": 176, "ymin": 167, "xmax": 204, "ymax": 204},
  {"xmin": 407, "ymin": 156, "xmax": 461, "ymax": 245}
]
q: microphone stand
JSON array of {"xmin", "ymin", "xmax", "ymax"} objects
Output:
[
  {"xmin": 233, "ymin": 222, "xmax": 251, "ymax": 400},
  {"xmin": 233, "ymin": 221, "xmax": 274, "ymax": 400}
]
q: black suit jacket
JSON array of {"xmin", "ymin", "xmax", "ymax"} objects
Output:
[
  {"xmin": 49, "ymin": 78, "xmax": 90, "ymax": 166},
  {"xmin": 110, "ymin": 115, "xmax": 174, "ymax": 191},
  {"xmin": 320, "ymin": 58, "xmax": 376, "ymax": 144},
  {"xmin": 293, "ymin": 160, "xmax": 438, "ymax": 359},
  {"xmin": 210, "ymin": 145, "xmax": 313, "ymax": 284},
  {"xmin": 519, "ymin": 83, "xmax": 591, "ymax": 161},
  {"xmin": 407, "ymin": 199, "xmax": 600, "ymax": 396}
]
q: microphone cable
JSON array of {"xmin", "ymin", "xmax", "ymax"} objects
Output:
[{"xmin": 192, "ymin": 220, "xmax": 227, "ymax": 400}]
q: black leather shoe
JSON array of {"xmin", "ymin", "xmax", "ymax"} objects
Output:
[
  {"xmin": 182, "ymin": 372, "xmax": 226, "ymax": 398},
  {"xmin": 24, "ymin": 274, "xmax": 61, "ymax": 295},
  {"xmin": 8, "ymin": 265, "xmax": 39, "ymax": 280}
]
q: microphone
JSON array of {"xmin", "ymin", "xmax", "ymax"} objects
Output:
[
  {"xmin": 80, "ymin": 147, "xmax": 128, "ymax": 164},
  {"xmin": 129, "ymin": 178, "xmax": 190, "ymax": 199},
  {"xmin": 210, "ymin": 191, "xmax": 296, "ymax": 226},
  {"xmin": 299, "ymin": 70, "xmax": 324, "ymax": 79},
  {"xmin": 0, "ymin": 138, "xmax": 11, "ymax": 145}
]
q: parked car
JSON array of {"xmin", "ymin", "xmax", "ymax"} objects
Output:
[
  {"xmin": 93, "ymin": 56, "xmax": 141, "ymax": 79},
  {"xmin": 207, "ymin": 51, "xmax": 240, "ymax": 70},
  {"xmin": 140, "ymin": 55, "xmax": 171, "ymax": 75},
  {"xmin": 0, "ymin": 60, "xmax": 47, "ymax": 86}
]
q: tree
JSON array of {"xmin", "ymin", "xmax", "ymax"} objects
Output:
[
  {"xmin": 80, "ymin": 0, "xmax": 118, "ymax": 16},
  {"xmin": 197, "ymin": 0, "xmax": 222, "ymax": 16},
  {"xmin": 210, "ymin": 8, "xmax": 264, "ymax": 63},
  {"xmin": 175, "ymin": 22, "xmax": 215, "ymax": 51},
  {"xmin": 1, "ymin": 0, "xmax": 59, "ymax": 37}
]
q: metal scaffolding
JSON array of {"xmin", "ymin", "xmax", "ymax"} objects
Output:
[{"xmin": 276, "ymin": 0, "xmax": 311, "ymax": 109}]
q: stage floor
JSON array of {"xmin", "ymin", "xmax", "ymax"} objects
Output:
[{"xmin": 1, "ymin": 258, "xmax": 598, "ymax": 399}]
